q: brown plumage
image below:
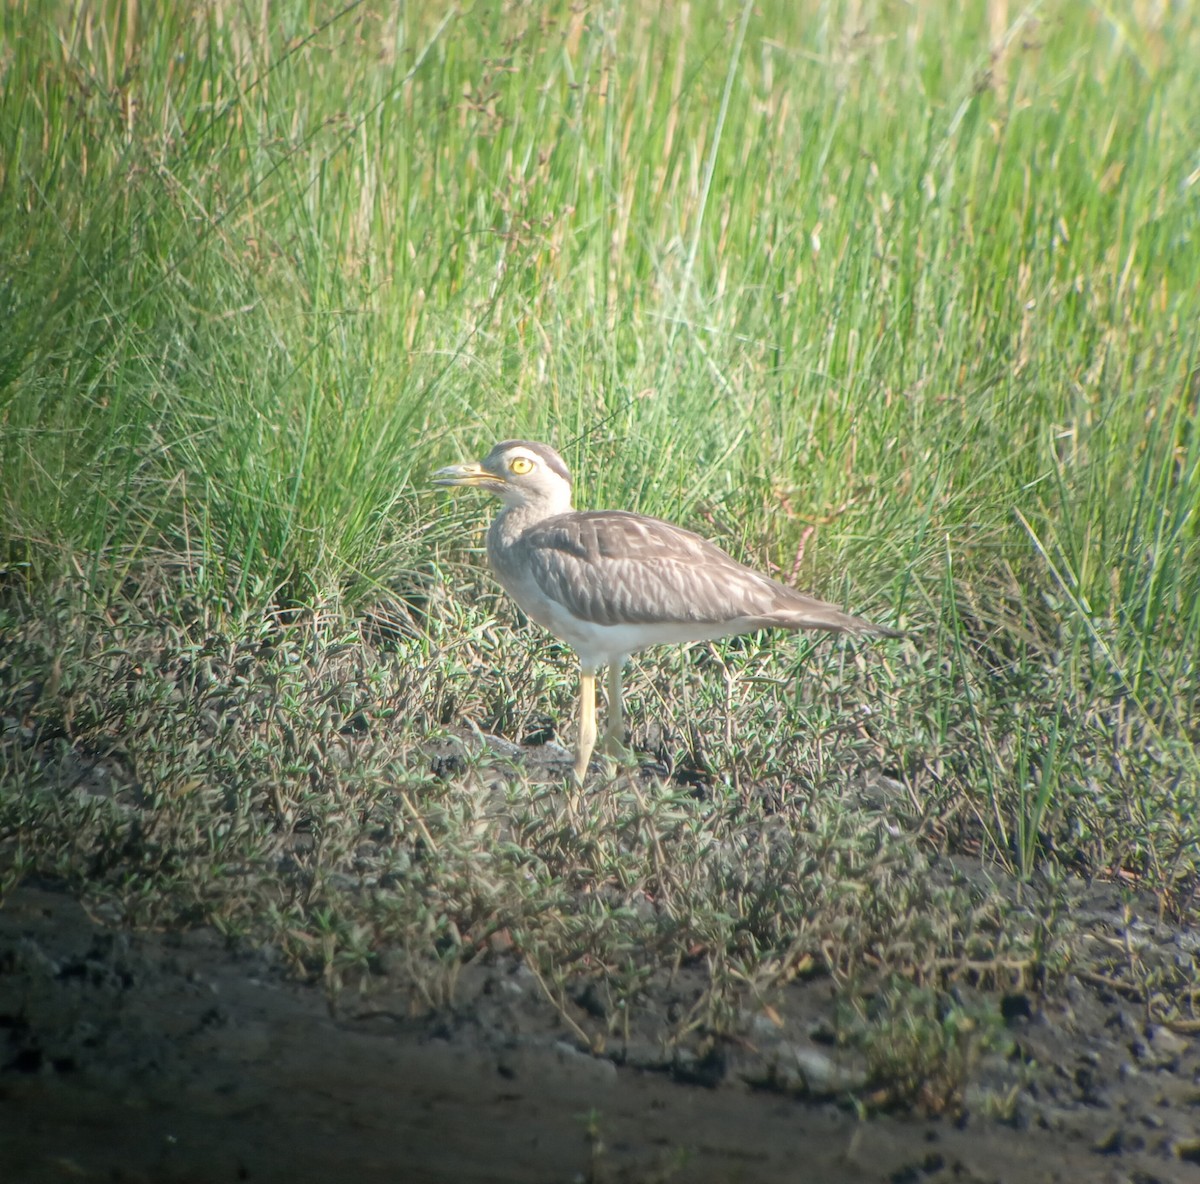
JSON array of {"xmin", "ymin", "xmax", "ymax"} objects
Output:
[
  {"xmin": 435, "ymin": 440, "xmax": 899, "ymax": 781},
  {"xmin": 519, "ymin": 510, "xmax": 885, "ymax": 633}
]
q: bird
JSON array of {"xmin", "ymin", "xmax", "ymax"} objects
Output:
[{"xmin": 434, "ymin": 440, "xmax": 899, "ymax": 783}]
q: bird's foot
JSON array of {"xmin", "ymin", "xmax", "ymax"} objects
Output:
[{"xmin": 569, "ymin": 736, "xmax": 636, "ymax": 785}]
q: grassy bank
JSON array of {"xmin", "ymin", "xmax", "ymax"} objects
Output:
[{"xmin": 2, "ymin": 0, "xmax": 1198, "ymax": 1103}]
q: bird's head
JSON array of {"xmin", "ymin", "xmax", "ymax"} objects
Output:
[{"xmin": 433, "ymin": 440, "xmax": 574, "ymax": 514}]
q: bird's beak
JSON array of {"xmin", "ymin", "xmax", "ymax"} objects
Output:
[{"xmin": 432, "ymin": 460, "xmax": 504, "ymax": 489}]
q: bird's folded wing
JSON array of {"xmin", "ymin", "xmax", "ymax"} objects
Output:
[{"xmin": 523, "ymin": 511, "xmax": 885, "ymax": 634}]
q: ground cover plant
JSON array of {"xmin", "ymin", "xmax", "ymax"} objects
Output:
[{"xmin": 2, "ymin": 0, "xmax": 1199, "ymax": 1133}]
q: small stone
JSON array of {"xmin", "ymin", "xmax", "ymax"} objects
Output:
[
  {"xmin": 1174, "ymin": 1138, "xmax": 1200, "ymax": 1165},
  {"xmin": 571, "ymin": 981, "xmax": 608, "ymax": 1020},
  {"xmin": 1131, "ymin": 1039, "xmax": 1155, "ymax": 1066},
  {"xmin": 787, "ymin": 1046, "xmax": 866, "ymax": 1093},
  {"xmin": 743, "ymin": 1043, "xmax": 869, "ymax": 1096},
  {"xmin": 671, "ymin": 1045, "xmax": 728, "ymax": 1088},
  {"xmin": 750, "ymin": 1013, "xmax": 782, "ymax": 1039},
  {"xmin": 1132, "ymin": 1025, "xmax": 1188, "ymax": 1069},
  {"xmin": 1074, "ymin": 1064, "xmax": 1108, "ymax": 1105},
  {"xmin": 554, "ymin": 1041, "xmax": 617, "ymax": 1082},
  {"xmin": 1001, "ymin": 992, "xmax": 1033, "ymax": 1023},
  {"xmin": 1147, "ymin": 1025, "xmax": 1188, "ymax": 1059},
  {"xmin": 1093, "ymin": 1126, "xmax": 1124, "ymax": 1154},
  {"xmin": 480, "ymin": 732, "xmax": 521, "ymax": 758}
]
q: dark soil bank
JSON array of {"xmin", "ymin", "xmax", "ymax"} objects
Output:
[{"xmin": 1, "ymin": 884, "xmax": 1198, "ymax": 1184}]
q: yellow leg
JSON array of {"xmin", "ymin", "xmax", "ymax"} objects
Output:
[
  {"xmin": 600, "ymin": 659, "xmax": 627, "ymax": 756},
  {"xmin": 575, "ymin": 667, "xmax": 598, "ymax": 783}
]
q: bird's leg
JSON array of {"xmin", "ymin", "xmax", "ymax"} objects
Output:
[
  {"xmin": 600, "ymin": 658, "xmax": 627, "ymax": 756},
  {"xmin": 575, "ymin": 666, "xmax": 598, "ymax": 783}
]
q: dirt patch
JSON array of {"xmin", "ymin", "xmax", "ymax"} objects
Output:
[{"xmin": 2, "ymin": 881, "xmax": 1198, "ymax": 1184}]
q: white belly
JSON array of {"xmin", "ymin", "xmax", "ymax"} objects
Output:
[{"xmin": 495, "ymin": 563, "xmax": 752, "ymax": 670}]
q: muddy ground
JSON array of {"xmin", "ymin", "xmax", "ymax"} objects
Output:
[{"xmin": 1, "ymin": 875, "xmax": 1198, "ymax": 1184}]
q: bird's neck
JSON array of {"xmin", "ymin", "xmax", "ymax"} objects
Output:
[
  {"xmin": 493, "ymin": 492, "xmax": 572, "ymax": 538},
  {"xmin": 490, "ymin": 501, "xmax": 553, "ymax": 546},
  {"xmin": 487, "ymin": 498, "xmax": 570, "ymax": 583}
]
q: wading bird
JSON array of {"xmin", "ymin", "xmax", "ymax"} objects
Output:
[{"xmin": 435, "ymin": 440, "xmax": 899, "ymax": 782}]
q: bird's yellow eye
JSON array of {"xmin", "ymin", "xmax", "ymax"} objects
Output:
[{"xmin": 509, "ymin": 456, "xmax": 534, "ymax": 475}]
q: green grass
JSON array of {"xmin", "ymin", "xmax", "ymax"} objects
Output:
[{"xmin": 2, "ymin": 0, "xmax": 1199, "ymax": 1109}]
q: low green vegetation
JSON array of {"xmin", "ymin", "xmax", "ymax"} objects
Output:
[{"xmin": 2, "ymin": 0, "xmax": 1198, "ymax": 1109}]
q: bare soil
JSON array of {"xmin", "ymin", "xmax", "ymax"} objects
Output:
[{"xmin": 2, "ymin": 877, "xmax": 1198, "ymax": 1184}]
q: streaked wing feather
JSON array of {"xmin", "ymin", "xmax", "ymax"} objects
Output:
[{"xmin": 522, "ymin": 511, "xmax": 881, "ymax": 634}]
